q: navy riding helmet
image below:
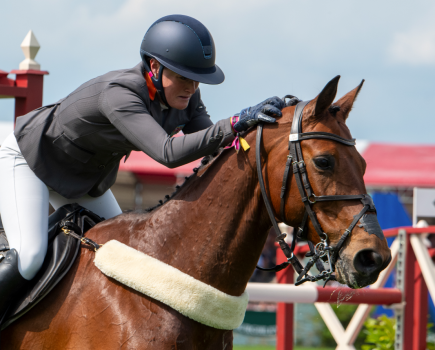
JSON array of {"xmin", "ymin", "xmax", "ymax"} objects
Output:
[{"xmin": 140, "ymin": 15, "xmax": 225, "ymax": 104}]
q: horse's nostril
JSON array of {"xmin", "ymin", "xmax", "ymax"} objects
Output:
[{"xmin": 353, "ymin": 249, "xmax": 383, "ymax": 277}]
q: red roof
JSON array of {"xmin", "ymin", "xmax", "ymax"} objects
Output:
[{"xmin": 363, "ymin": 143, "xmax": 435, "ymax": 188}]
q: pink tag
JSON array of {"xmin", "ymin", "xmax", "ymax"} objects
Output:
[
  {"xmin": 224, "ymin": 115, "xmax": 241, "ymax": 153},
  {"xmin": 225, "ymin": 136, "xmax": 240, "ymax": 153}
]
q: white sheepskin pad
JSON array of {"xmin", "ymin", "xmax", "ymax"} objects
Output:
[{"xmin": 94, "ymin": 240, "xmax": 249, "ymax": 330}]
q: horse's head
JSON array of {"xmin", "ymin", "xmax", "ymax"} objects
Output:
[{"xmin": 265, "ymin": 76, "xmax": 391, "ymax": 289}]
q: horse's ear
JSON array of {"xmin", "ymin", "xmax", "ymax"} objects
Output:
[
  {"xmin": 335, "ymin": 79, "xmax": 365, "ymax": 120},
  {"xmin": 311, "ymin": 75, "xmax": 340, "ymax": 117}
]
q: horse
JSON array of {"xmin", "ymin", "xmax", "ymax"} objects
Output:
[{"xmin": 2, "ymin": 76, "xmax": 391, "ymax": 349}]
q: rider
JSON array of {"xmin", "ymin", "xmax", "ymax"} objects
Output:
[{"xmin": 0, "ymin": 14, "xmax": 284, "ymax": 319}]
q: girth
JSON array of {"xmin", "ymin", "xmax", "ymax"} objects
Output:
[{"xmin": 256, "ymin": 97, "xmax": 377, "ymax": 286}]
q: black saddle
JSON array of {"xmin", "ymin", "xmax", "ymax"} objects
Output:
[{"xmin": 0, "ymin": 203, "xmax": 105, "ymax": 330}]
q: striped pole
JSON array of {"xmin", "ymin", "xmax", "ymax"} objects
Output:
[{"xmin": 246, "ymin": 283, "xmax": 402, "ymax": 305}]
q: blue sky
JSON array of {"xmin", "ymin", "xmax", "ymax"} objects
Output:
[{"xmin": 1, "ymin": 0, "xmax": 434, "ymax": 143}]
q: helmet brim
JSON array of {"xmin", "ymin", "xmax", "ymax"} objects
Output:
[{"xmin": 146, "ymin": 52, "xmax": 225, "ymax": 85}]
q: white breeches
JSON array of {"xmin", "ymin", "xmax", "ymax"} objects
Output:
[{"xmin": 0, "ymin": 133, "xmax": 122, "ymax": 280}]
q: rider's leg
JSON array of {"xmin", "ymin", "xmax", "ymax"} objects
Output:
[
  {"xmin": 0, "ymin": 133, "xmax": 49, "ymax": 319},
  {"xmin": 0, "ymin": 133, "xmax": 49, "ymax": 281},
  {"xmin": 49, "ymin": 189, "xmax": 122, "ymax": 220}
]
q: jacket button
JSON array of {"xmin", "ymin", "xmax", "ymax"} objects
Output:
[
  {"xmin": 98, "ymin": 165, "xmax": 105, "ymax": 169},
  {"xmin": 112, "ymin": 152, "xmax": 118, "ymax": 156},
  {"xmin": 209, "ymin": 137, "xmax": 215, "ymax": 142}
]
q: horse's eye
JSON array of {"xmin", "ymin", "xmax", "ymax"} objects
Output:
[{"xmin": 314, "ymin": 157, "xmax": 332, "ymax": 170}]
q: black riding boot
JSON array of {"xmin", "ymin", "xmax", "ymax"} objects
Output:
[{"xmin": 0, "ymin": 249, "xmax": 29, "ymax": 323}]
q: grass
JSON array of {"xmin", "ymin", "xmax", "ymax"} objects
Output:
[{"xmin": 234, "ymin": 346, "xmax": 334, "ymax": 350}]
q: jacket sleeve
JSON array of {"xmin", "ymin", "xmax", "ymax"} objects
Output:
[
  {"xmin": 183, "ymin": 94, "xmax": 214, "ymax": 134},
  {"xmin": 100, "ymin": 83, "xmax": 234, "ymax": 168}
]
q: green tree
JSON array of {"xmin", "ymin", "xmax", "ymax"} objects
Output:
[
  {"xmin": 361, "ymin": 315, "xmax": 435, "ymax": 350},
  {"xmin": 361, "ymin": 315, "xmax": 395, "ymax": 350}
]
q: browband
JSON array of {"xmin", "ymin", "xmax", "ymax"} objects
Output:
[{"xmin": 289, "ymin": 132, "xmax": 356, "ymax": 146}]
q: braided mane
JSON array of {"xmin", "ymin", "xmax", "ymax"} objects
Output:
[{"xmin": 142, "ymin": 148, "xmax": 224, "ymax": 213}]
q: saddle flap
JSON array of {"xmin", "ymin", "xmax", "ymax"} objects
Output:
[{"xmin": 1, "ymin": 203, "xmax": 104, "ymax": 330}]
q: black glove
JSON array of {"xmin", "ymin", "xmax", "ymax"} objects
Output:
[{"xmin": 233, "ymin": 96, "xmax": 285, "ymax": 133}]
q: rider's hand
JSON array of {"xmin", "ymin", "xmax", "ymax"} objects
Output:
[{"xmin": 233, "ymin": 96, "xmax": 285, "ymax": 133}]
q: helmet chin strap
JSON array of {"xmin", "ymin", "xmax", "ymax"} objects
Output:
[
  {"xmin": 142, "ymin": 58, "xmax": 170, "ymax": 108},
  {"xmin": 150, "ymin": 65, "xmax": 170, "ymax": 108}
]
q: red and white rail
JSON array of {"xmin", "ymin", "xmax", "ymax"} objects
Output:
[{"xmin": 247, "ymin": 283, "xmax": 401, "ymax": 305}]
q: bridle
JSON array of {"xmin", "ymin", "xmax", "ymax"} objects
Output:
[{"xmin": 256, "ymin": 97, "xmax": 377, "ymax": 286}]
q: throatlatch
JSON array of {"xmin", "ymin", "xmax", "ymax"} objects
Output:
[{"xmin": 256, "ymin": 97, "xmax": 377, "ymax": 286}]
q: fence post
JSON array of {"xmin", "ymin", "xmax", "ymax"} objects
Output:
[
  {"xmin": 10, "ymin": 30, "xmax": 48, "ymax": 121},
  {"xmin": 402, "ymin": 230, "xmax": 428, "ymax": 350},
  {"xmin": 395, "ymin": 229, "xmax": 406, "ymax": 350},
  {"xmin": 276, "ymin": 247, "xmax": 294, "ymax": 350},
  {"xmin": 11, "ymin": 70, "xmax": 47, "ymax": 120}
]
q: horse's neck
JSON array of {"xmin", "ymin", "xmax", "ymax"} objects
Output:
[{"xmin": 138, "ymin": 133, "xmax": 272, "ymax": 296}]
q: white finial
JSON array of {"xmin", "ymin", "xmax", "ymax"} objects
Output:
[{"xmin": 19, "ymin": 30, "xmax": 41, "ymax": 70}]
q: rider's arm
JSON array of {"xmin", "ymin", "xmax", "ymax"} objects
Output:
[{"xmin": 100, "ymin": 83, "xmax": 234, "ymax": 168}]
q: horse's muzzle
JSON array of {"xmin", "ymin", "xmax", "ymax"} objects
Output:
[
  {"xmin": 353, "ymin": 249, "xmax": 384, "ymax": 277},
  {"xmin": 335, "ymin": 247, "xmax": 392, "ymax": 289}
]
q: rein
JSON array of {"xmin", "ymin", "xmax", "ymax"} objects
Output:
[{"xmin": 256, "ymin": 98, "xmax": 377, "ymax": 286}]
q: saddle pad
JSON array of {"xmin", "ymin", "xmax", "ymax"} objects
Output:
[{"xmin": 94, "ymin": 240, "xmax": 249, "ymax": 330}]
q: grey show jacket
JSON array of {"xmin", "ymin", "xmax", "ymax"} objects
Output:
[{"xmin": 14, "ymin": 62, "xmax": 234, "ymax": 199}]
